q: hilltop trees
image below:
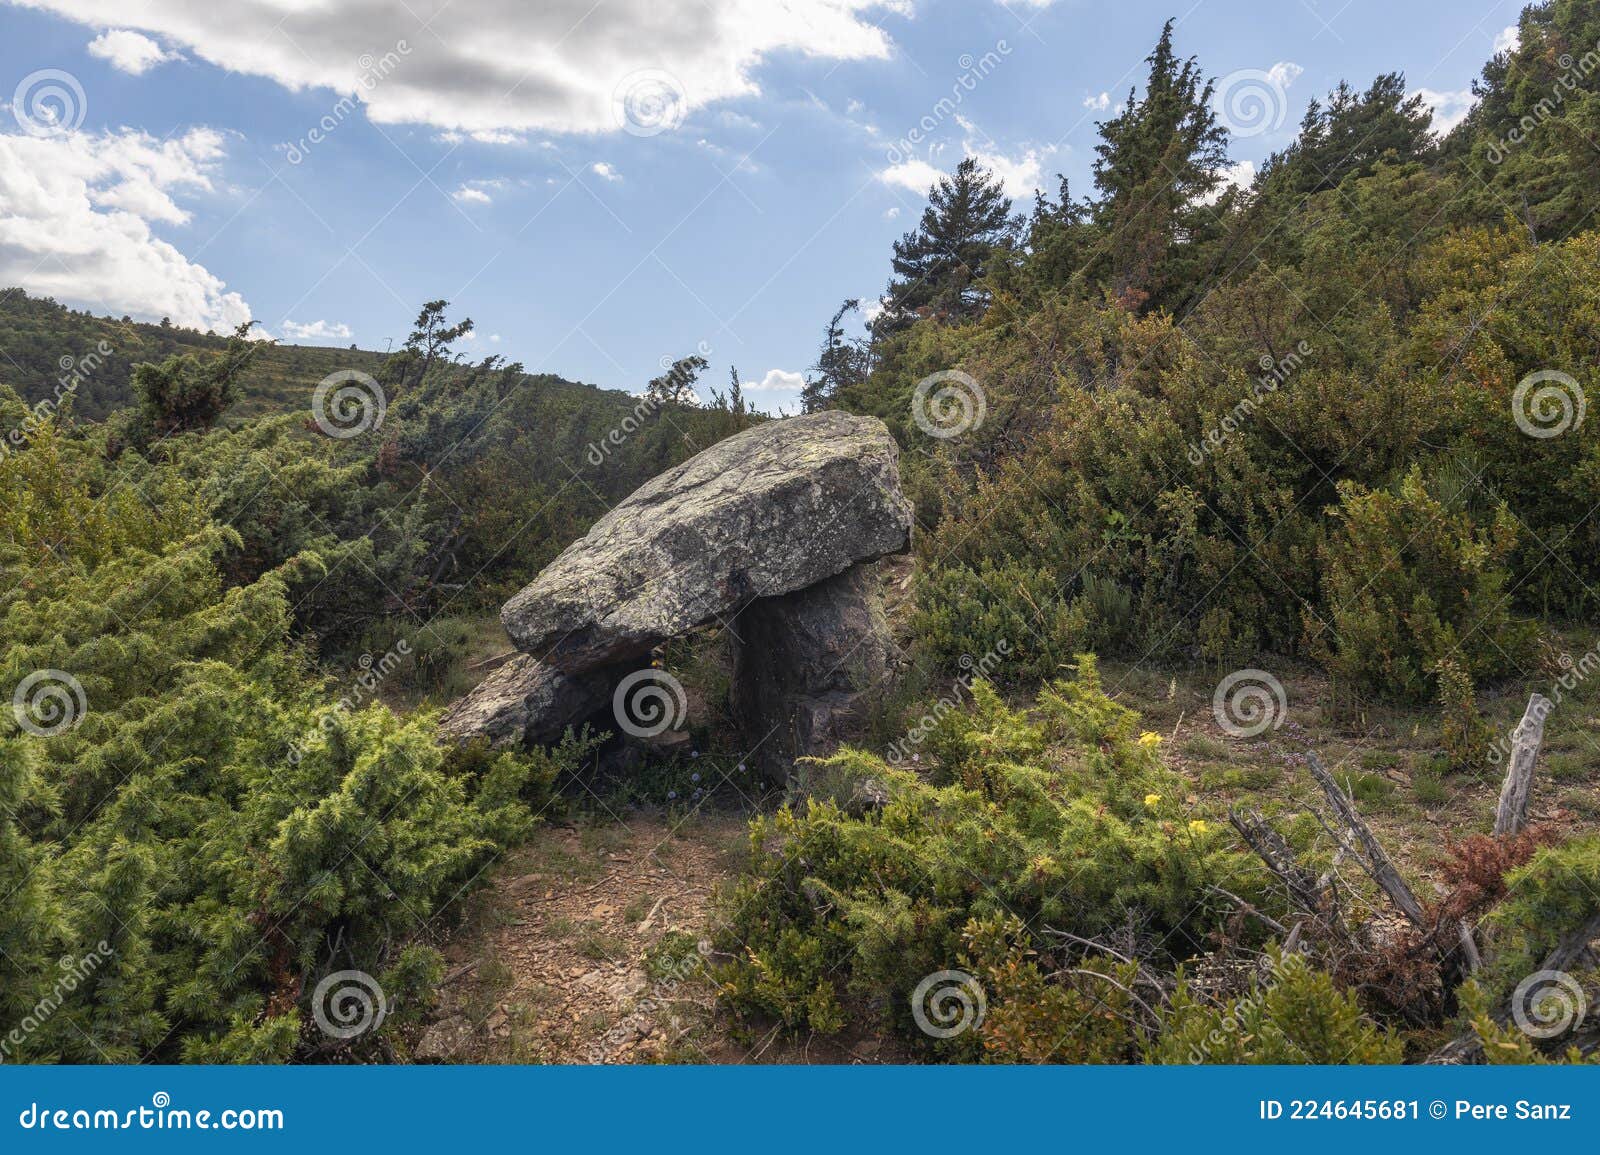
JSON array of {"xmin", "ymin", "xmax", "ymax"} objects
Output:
[
  {"xmin": 1087, "ymin": 20, "xmax": 1229, "ymax": 312},
  {"xmin": 875, "ymin": 157, "xmax": 1019, "ymax": 336},
  {"xmin": 1259, "ymin": 74, "xmax": 1435, "ymax": 198},
  {"xmin": 802, "ymin": 299, "xmax": 870, "ymax": 412},
  {"xmin": 130, "ymin": 321, "xmax": 262, "ymax": 438}
]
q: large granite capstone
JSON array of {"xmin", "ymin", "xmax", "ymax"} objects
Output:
[{"xmin": 501, "ymin": 411, "xmax": 912, "ymax": 672}]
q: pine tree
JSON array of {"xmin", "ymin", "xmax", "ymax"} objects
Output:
[
  {"xmin": 130, "ymin": 321, "xmax": 263, "ymax": 438},
  {"xmin": 802, "ymin": 299, "xmax": 870, "ymax": 411},
  {"xmin": 1260, "ymin": 74, "xmax": 1434, "ymax": 198},
  {"xmin": 1089, "ymin": 20, "xmax": 1228, "ymax": 311},
  {"xmin": 645, "ymin": 354, "xmax": 707, "ymax": 406},
  {"xmin": 875, "ymin": 158, "xmax": 1018, "ymax": 336}
]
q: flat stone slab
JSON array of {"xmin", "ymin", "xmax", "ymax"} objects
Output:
[{"xmin": 501, "ymin": 412, "xmax": 912, "ymax": 672}]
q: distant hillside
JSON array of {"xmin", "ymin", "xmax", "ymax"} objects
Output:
[
  {"xmin": 0, "ymin": 289, "xmax": 395, "ymax": 421},
  {"xmin": 0, "ymin": 288, "xmax": 694, "ymax": 437}
]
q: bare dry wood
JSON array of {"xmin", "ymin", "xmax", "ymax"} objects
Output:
[
  {"xmin": 1494, "ymin": 693, "xmax": 1552, "ymax": 837},
  {"xmin": 1426, "ymin": 909, "xmax": 1600, "ymax": 1064},
  {"xmin": 1306, "ymin": 752, "xmax": 1426, "ymax": 928},
  {"xmin": 1228, "ymin": 807, "xmax": 1329, "ymax": 918}
]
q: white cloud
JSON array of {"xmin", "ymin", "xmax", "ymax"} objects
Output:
[
  {"xmin": 1494, "ymin": 24, "xmax": 1520, "ymax": 55},
  {"xmin": 0, "ymin": 125, "xmax": 250, "ymax": 331},
  {"xmin": 590, "ymin": 161, "xmax": 621, "ymax": 181},
  {"xmin": 1266, "ymin": 61, "xmax": 1305, "ymax": 90},
  {"xmin": 1199, "ymin": 159, "xmax": 1256, "ymax": 205},
  {"xmin": 970, "ymin": 146, "xmax": 1043, "ymax": 199},
  {"xmin": 877, "ymin": 158, "xmax": 942, "ymax": 193},
  {"xmin": 86, "ymin": 28, "xmax": 182, "ymax": 74},
  {"xmin": 1414, "ymin": 87, "xmax": 1476, "ymax": 134},
  {"xmin": 878, "ymin": 129, "xmax": 1049, "ymax": 201},
  {"xmin": 282, "ymin": 319, "xmax": 353, "ymax": 341},
  {"xmin": 883, "ymin": 205, "xmax": 900, "ymax": 219},
  {"xmin": 741, "ymin": 368, "xmax": 805, "ymax": 393},
  {"xmin": 18, "ymin": 0, "xmax": 903, "ymax": 136},
  {"xmin": 452, "ymin": 184, "xmax": 492, "ymax": 204},
  {"xmin": 1082, "ymin": 91, "xmax": 1111, "ymax": 112}
]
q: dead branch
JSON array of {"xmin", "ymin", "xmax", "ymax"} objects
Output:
[
  {"xmin": 1228, "ymin": 807, "xmax": 1329, "ymax": 918},
  {"xmin": 1206, "ymin": 884, "xmax": 1290, "ymax": 937},
  {"xmin": 1494, "ymin": 693, "xmax": 1551, "ymax": 837},
  {"xmin": 1306, "ymin": 752, "xmax": 1426, "ymax": 927}
]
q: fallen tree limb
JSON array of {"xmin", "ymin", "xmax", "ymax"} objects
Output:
[
  {"xmin": 1228, "ymin": 807, "xmax": 1330, "ymax": 919},
  {"xmin": 1306, "ymin": 752, "xmax": 1426, "ymax": 928},
  {"xmin": 1426, "ymin": 909, "xmax": 1600, "ymax": 1064}
]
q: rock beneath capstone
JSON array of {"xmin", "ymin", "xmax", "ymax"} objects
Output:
[
  {"xmin": 437, "ymin": 654, "xmax": 611, "ymax": 748},
  {"xmin": 729, "ymin": 562, "xmax": 896, "ymax": 778},
  {"xmin": 501, "ymin": 412, "xmax": 912, "ymax": 673}
]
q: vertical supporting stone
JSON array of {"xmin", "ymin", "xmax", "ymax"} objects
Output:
[{"xmin": 729, "ymin": 563, "xmax": 895, "ymax": 780}]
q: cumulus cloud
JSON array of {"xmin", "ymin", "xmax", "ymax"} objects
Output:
[
  {"xmin": 1198, "ymin": 159, "xmax": 1256, "ymax": 205},
  {"xmin": 0, "ymin": 125, "xmax": 250, "ymax": 331},
  {"xmin": 1414, "ymin": 87, "xmax": 1476, "ymax": 134},
  {"xmin": 86, "ymin": 29, "xmax": 182, "ymax": 74},
  {"xmin": 17, "ymin": 0, "xmax": 903, "ymax": 136},
  {"xmin": 452, "ymin": 184, "xmax": 492, "ymax": 204},
  {"xmin": 741, "ymin": 368, "xmax": 805, "ymax": 393},
  {"xmin": 877, "ymin": 157, "xmax": 943, "ymax": 193},
  {"xmin": 282, "ymin": 319, "xmax": 353, "ymax": 341},
  {"xmin": 1082, "ymin": 91, "xmax": 1112, "ymax": 112},
  {"xmin": 878, "ymin": 124, "xmax": 1048, "ymax": 202},
  {"xmin": 970, "ymin": 146, "xmax": 1043, "ymax": 199},
  {"xmin": 1494, "ymin": 24, "xmax": 1520, "ymax": 55},
  {"xmin": 590, "ymin": 161, "xmax": 621, "ymax": 181},
  {"xmin": 1266, "ymin": 61, "xmax": 1305, "ymax": 90}
]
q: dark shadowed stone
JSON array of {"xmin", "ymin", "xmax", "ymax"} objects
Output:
[
  {"xmin": 500, "ymin": 412, "xmax": 912, "ymax": 672},
  {"xmin": 729, "ymin": 562, "xmax": 896, "ymax": 779},
  {"xmin": 437, "ymin": 654, "xmax": 611, "ymax": 748}
]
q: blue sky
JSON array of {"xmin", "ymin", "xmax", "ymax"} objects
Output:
[{"xmin": 0, "ymin": 0, "xmax": 1524, "ymax": 411}]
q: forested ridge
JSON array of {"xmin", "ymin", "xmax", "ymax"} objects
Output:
[{"xmin": 5, "ymin": 0, "xmax": 1600, "ymax": 1065}]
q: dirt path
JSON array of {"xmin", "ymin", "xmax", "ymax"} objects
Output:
[{"xmin": 414, "ymin": 811, "xmax": 746, "ymax": 1063}]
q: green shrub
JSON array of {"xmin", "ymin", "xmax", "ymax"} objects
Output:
[
  {"xmin": 1149, "ymin": 949, "xmax": 1403, "ymax": 1064},
  {"xmin": 713, "ymin": 657, "xmax": 1266, "ymax": 1041},
  {"xmin": 1308, "ymin": 469, "xmax": 1536, "ymax": 702}
]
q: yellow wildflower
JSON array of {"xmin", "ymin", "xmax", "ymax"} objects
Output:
[
  {"xmin": 1138, "ymin": 731, "xmax": 1162, "ymax": 749},
  {"xmin": 1143, "ymin": 793, "xmax": 1162, "ymax": 808},
  {"xmin": 1188, "ymin": 819, "xmax": 1208, "ymax": 834}
]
